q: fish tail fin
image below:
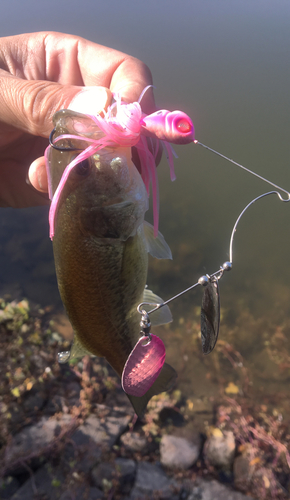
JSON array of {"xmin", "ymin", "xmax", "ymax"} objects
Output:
[{"xmin": 127, "ymin": 362, "xmax": 177, "ymax": 417}]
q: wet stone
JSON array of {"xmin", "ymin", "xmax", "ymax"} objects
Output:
[
  {"xmin": 22, "ymin": 391, "xmax": 47, "ymax": 413},
  {"xmin": 0, "ymin": 476, "xmax": 20, "ymax": 499},
  {"xmin": 204, "ymin": 429, "xmax": 236, "ymax": 470},
  {"xmin": 10, "ymin": 463, "xmax": 65, "ymax": 500},
  {"xmin": 59, "ymin": 486, "xmax": 104, "ymax": 500},
  {"xmin": 72, "ymin": 410, "xmax": 131, "ymax": 449},
  {"xmin": 63, "ymin": 441, "xmax": 102, "ymax": 474},
  {"xmin": 233, "ymin": 444, "xmax": 256, "ymax": 491},
  {"xmin": 66, "ymin": 381, "xmax": 81, "ymax": 405},
  {"xmin": 160, "ymin": 434, "xmax": 201, "ymax": 469},
  {"xmin": 115, "ymin": 458, "xmax": 136, "ymax": 492},
  {"xmin": 91, "ymin": 462, "xmax": 115, "ymax": 490},
  {"xmin": 105, "ymin": 388, "xmax": 135, "ymax": 415},
  {"xmin": 130, "ymin": 461, "xmax": 180, "ymax": 499},
  {"xmin": 187, "ymin": 479, "xmax": 254, "ymax": 500},
  {"xmin": 5, "ymin": 414, "xmax": 74, "ymax": 472},
  {"xmin": 120, "ymin": 431, "xmax": 153, "ymax": 453}
]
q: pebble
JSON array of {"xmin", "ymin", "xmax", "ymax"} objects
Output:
[
  {"xmin": 188, "ymin": 479, "xmax": 254, "ymax": 500},
  {"xmin": 91, "ymin": 458, "xmax": 136, "ymax": 493},
  {"xmin": 204, "ymin": 429, "xmax": 236, "ymax": 469},
  {"xmin": 129, "ymin": 461, "xmax": 180, "ymax": 499},
  {"xmin": 22, "ymin": 391, "xmax": 47, "ymax": 413},
  {"xmin": 0, "ymin": 476, "xmax": 20, "ymax": 499},
  {"xmin": 91, "ymin": 462, "xmax": 115, "ymax": 490},
  {"xmin": 115, "ymin": 458, "xmax": 136, "ymax": 487},
  {"xmin": 233, "ymin": 444, "xmax": 256, "ymax": 491},
  {"xmin": 120, "ymin": 431, "xmax": 153, "ymax": 453},
  {"xmin": 5, "ymin": 414, "xmax": 74, "ymax": 472},
  {"xmin": 59, "ymin": 486, "xmax": 104, "ymax": 500},
  {"xmin": 160, "ymin": 434, "xmax": 201, "ymax": 469},
  {"xmin": 71, "ymin": 410, "xmax": 131, "ymax": 449},
  {"xmin": 10, "ymin": 464, "xmax": 64, "ymax": 500}
]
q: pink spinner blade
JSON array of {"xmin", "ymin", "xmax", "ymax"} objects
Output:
[{"xmin": 121, "ymin": 335, "xmax": 166, "ymax": 397}]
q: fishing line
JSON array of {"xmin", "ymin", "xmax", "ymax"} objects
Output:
[{"xmin": 194, "ymin": 140, "xmax": 290, "ymax": 201}]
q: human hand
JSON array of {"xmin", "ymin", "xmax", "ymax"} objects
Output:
[{"xmin": 0, "ymin": 31, "xmax": 155, "ymax": 207}]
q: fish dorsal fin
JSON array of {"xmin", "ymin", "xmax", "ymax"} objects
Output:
[
  {"xmin": 143, "ymin": 221, "xmax": 172, "ymax": 260},
  {"xmin": 142, "ymin": 288, "xmax": 173, "ymax": 325}
]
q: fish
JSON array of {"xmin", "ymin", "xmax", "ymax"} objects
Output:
[{"xmin": 46, "ymin": 108, "xmax": 177, "ymax": 416}]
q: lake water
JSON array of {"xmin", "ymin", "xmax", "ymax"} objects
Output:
[{"xmin": 1, "ymin": 1, "xmax": 290, "ymax": 420}]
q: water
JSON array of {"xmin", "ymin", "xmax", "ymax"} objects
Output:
[{"xmin": 1, "ymin": 1, "xmax": 290, "ymax": 418}]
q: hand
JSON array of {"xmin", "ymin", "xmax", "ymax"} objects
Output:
[{"xmin": 0, "ymin": 32, "xmax": 155, "ymax": 207}]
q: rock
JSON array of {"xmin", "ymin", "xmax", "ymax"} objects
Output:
[
  {"xmin": 120, "ymin": 432, "xmax": 153, "ymax": 453},
  {"xmin": 233, "ymin": 444, "xmax": 256, "ymax": 491},
  {"xmin": 204, "ymin": 429, "xmax": 236, "ymax": 470},
  {"xmin": 130, "ymin": 461, "xmax": 180, "ymax": 499},
  {"xmin": 0, "ymin": 476, "xmax": 20, "ymax": 499},
  {"xmin": 188, "ymin": 479, "xmax": 254, "ymax": 500},
  {"xmin": 91, "ymin": 462, "xmax": 115, "ymax": 490},
  {"xmin": 10, "ymin": 464, "xmax": 64, "ymax": 500},
  {"xmin": 91, "ymin": 458, "xmax": 136, "ymax": 493},
  {"xmin": 22, "ymin": 391, "xmax": 47, "ymax": 413},
  {"xmin": 105, "ymin": 388, "xmax": 135, "ymax": 415},
  {"xmin": 72, "ymin": 409, "xmax": 131, "ymax": 450},
  {"xmin": 5, "ymin": 414, "xmax": 74, "ymax": 472},
  {"xmin": 158, "ymin": 407, "xmax": 185, "ymax": 427},
  {"xmin": 160, "ymin": 434, "xmax": 201, "ymax": 469},
  {"xmin": 115, "ymin": 458, "xmax": 136, "ymax": 492},
  {"xmin": 87, "ymin": 487, "xmax": 105, "ymax": 500},
  {"xmin": 66, "ymin": 381, "xmax": 81, "ymax": 405},
  {"xmin": 59, "ymin": 486, "xmax": 104, "ymax": 500}
]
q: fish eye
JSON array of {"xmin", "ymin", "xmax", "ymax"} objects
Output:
[{"xmin": 75, "ymin": 158, "xmax": 91, "ymax": 176}]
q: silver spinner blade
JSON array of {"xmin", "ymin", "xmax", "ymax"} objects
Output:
[{"xmin": 200, "ymin": 277, "xmax": 220, "ymax": 355}]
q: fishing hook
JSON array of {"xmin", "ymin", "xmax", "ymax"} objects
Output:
[{"xmin": 49, "ymin": 128, "xmax": 83, "ymax": 152}]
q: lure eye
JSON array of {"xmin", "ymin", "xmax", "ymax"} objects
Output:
[
  {"xmin": 75, "ymin": 158, "xmax": 91, "ymax": 176},
  {"xmin": 175, "ymin": 117, "xmax": 193, "ymax": 134}
]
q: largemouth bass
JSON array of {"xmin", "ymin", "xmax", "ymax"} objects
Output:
[{"xmin": 46, "ymin": 109, "xmax": 177, "ymax": 416}]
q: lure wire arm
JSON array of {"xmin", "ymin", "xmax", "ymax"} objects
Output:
[
  {"xmin": 229, "ymin": 190, "xmax": 290, "ymax": 263},
  {"xmin": 138, "ymin": 143, "xmax": 290, "ymax": 319},
  {"xmin": 194, "ymin": 140, "xmax": 290, "ymax": 202}
]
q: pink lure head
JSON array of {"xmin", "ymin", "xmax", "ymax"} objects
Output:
[
  {"xmin": 141, "ymin": 110, "xmax": 194, "ymax": 144},
  {"xmin": 121, "ymin": 334, "xmax": 166, "ymax": 397}
]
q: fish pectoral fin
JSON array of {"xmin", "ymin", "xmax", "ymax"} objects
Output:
[
  {"xmin": 58, "ymin": 335, "xmax": 93, "ymax": 364},
  {"xmin": 142, "ymin": 288, "xmax": 173, "ymax": 325},
  {"xmin": 127, "ymin": 362, "xmax": 177, "ymax": 417},
  {"xmin": 143, "ymin": 221, "xmax": 172, "ymax": 260}
]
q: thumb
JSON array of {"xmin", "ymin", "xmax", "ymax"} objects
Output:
[
  {"xmin": 0, "ymin": 73, "xmax": 112, "ymax": 137},
  {"xmin": 27, "ymin": 86, "xmax": 112, "ymax": 193}
]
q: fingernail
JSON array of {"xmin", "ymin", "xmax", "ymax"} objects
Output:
[{"xmin": 68, "ymin": 87, "xmax": 112, "ymax": 115}]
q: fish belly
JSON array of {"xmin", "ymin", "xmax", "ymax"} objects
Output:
[{"xmin": 53, "ymin": 214, "xmax": 148, "ymax": 377}]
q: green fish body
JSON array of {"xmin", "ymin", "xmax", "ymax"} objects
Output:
[{"xmin": 47, "ymin": 110, "xmax": 176, "ymax": 415}]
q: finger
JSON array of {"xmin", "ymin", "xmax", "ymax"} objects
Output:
[
  {"xmin": 43, "ymin": 32, "xmax": 156, "ymax": 113},
  {"xmin": 0, "ymin": 32, "xmax": 156, "ymax": 117},
  {"xmin": 0, "ymin": 72, "xmax": 112, "ymax": 137},
  {"xmin": 67, "ymin": 86, "xmax": 111, "ymax": 116},
  {"xmin": 29, "ymin": 157, "xmax": 48, "ymax": 192},
  {"xmin": 28, "ymin": 86, "xmax": 113, "ymax": 193}
]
